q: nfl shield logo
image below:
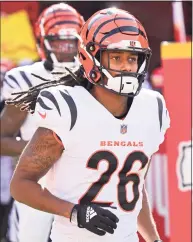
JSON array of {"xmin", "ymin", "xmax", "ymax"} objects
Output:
[
  {"xmin": 130, "ymin": 41, "xmax": 136, "ymax": 47},
  {"xmin": 120, "ymin": 124, "xmax": 127, "ymax": 134}
]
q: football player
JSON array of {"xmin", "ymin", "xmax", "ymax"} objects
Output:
[
  {"xmin": 0, "ymin": 59, "xmax": 16, "ymax": 242},
  {"xmin": 0, "ymin": 3, "xmax": 84, "ymax": 242},
  {"xmin": 8, "ymin": 8, "xmax": 169, "ymax": 242}
]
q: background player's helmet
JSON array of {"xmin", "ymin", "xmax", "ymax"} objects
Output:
[
  {"xmin": 35, "ymin": 3, "xmax": 85, "ymax": 69},
  {"xmin": 78, "ymin": 8, "xmax": 152, "ymax": 96}
]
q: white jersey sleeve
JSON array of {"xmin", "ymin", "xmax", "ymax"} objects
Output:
[
  {"xmin": 34, "ymin": 86, "xmax": 76, "ymax": 145},
  {"xmin": 156, "ymin": 92, "xmax": 170, "ymax": 145},
  {"xmin": 2, "ymin": 67, "xmax": 33, "ymax": 100}
]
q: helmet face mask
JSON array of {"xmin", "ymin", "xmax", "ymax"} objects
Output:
[
  {"xmin": 78, "ymin": 8, "xmax": 152, "ymax": 96},
  {"xmin": 45, "ymin": 36, "xmax": 78, "ymax": 63},
  {"xmin": 81, "ymin": 41, "xmax": 151, "ymax": 96}
]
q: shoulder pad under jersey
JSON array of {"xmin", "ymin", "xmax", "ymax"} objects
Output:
[{"xmin": 34, "ymin": 85, "xmax": 78, "ymax": 139}]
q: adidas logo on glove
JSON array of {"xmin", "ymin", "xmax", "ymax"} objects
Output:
[
  {"xmin": 86, "ymin": 206, "xmax": 97, "ymax": 222},
  {"xmin": 70, "ymin": 203, "xmax": 119, "ymax": 235}
]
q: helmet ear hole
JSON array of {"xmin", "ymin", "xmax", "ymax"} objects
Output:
[
  {"xmin": 86, "ymin": 42, "xmax": 96, "ymax": 53},
  {"xmin": 90, "ymin": 70, "xmax": 97, "ymax": 80}
]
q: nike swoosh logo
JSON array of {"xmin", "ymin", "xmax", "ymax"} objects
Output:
[{"xmin": 38, "ymin": 111, "xmax": 46, "ymax": 119}]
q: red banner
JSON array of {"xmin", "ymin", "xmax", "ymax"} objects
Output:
[{"xmin": 161, "ymin": 42, "xmax": 191, "ymax": 242}]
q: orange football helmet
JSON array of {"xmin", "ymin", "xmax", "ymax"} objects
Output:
[
  {"xmin": 78, "ymin": 8, "xmax": 152, "ymax": 96},
  {"xmin": 35, "ymin": 3, "xmax": 85, "ymax": 69}
]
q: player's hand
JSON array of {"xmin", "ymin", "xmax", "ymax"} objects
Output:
[{"xmin": 70, "ymin": 204, "xmax": 119, "ymax": 236}]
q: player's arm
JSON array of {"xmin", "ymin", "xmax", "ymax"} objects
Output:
[
  {"xmin": 0, "ymin": 104, "xmax": 28, "ymax": 156},
  {"xmin": 10, "ymin": 126, "xmax": 119, "ymax": 236},
  {"xmin": 10, "ymin": 126, "xmax": 74, "ymax": 218},
  {"xmin": 137, "ymin": 186, "xmax": 161, "ymax": 242}
]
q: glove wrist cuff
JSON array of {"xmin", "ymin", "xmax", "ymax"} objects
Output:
[{"xmin": 70, "ymin": 204, "xmax": 79, "ymax": 226}]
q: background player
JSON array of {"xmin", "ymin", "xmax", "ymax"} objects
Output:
[
  {"xmin": 0, "ymin": 59, "xmax": 16, "ymax": 242},
  {"xmin": 0, "ymin": 3, "xmax": 84, "ymax": 242}
]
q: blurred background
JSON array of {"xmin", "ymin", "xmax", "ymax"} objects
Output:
[{"xmin": 0, "ymin": 1, "xmax": 192, "ymax": 242}]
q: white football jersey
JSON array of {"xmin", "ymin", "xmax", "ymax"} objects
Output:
[
  {"xmin": 2, "ymin": 61, "xmax": 53, "ymax": 141},
  {"xmin": 34, "ymin": 85, "xmax": 170, "ymax": 242}
]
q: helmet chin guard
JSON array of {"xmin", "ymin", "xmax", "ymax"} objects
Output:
[{"xmin": 106, "ymin": 75, "xmax": 140, "ymax": 95}]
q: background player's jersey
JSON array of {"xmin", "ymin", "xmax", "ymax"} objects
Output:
[
  {"xmin": 2, "ymin": 61, "xmax": 53, "ymax": 141},
  {"xmin": 2, "ymin": 62, "xmax": 54, "ymax": 242},
  {"xmin": 34, "ymin": 85, "xmax": 170, "ymax": 242}
]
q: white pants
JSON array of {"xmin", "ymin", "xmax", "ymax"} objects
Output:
[
  {"xmin": 50, "ymin": 232, "xmax": 139, "ymax": 242},
  {"xmin": 50, "ymin": 218, "xmax": 139, "ymax": 242},
  {"xmin": 8, "ymin": 200, "xmax": 53, "ymax": 242}
]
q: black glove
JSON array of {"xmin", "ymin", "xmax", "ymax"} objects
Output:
[
  {"xmin": 154, "ymin": 240, "xmax": 163, "ymax": 242},
  {"xmin": 70, "ymin": 204, "xmax": 119, "ymax": 236}
]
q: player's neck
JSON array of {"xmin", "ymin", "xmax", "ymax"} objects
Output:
[{"xmin": 90, "ymin": 85, "xmax": 128, "ymax": 117}]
